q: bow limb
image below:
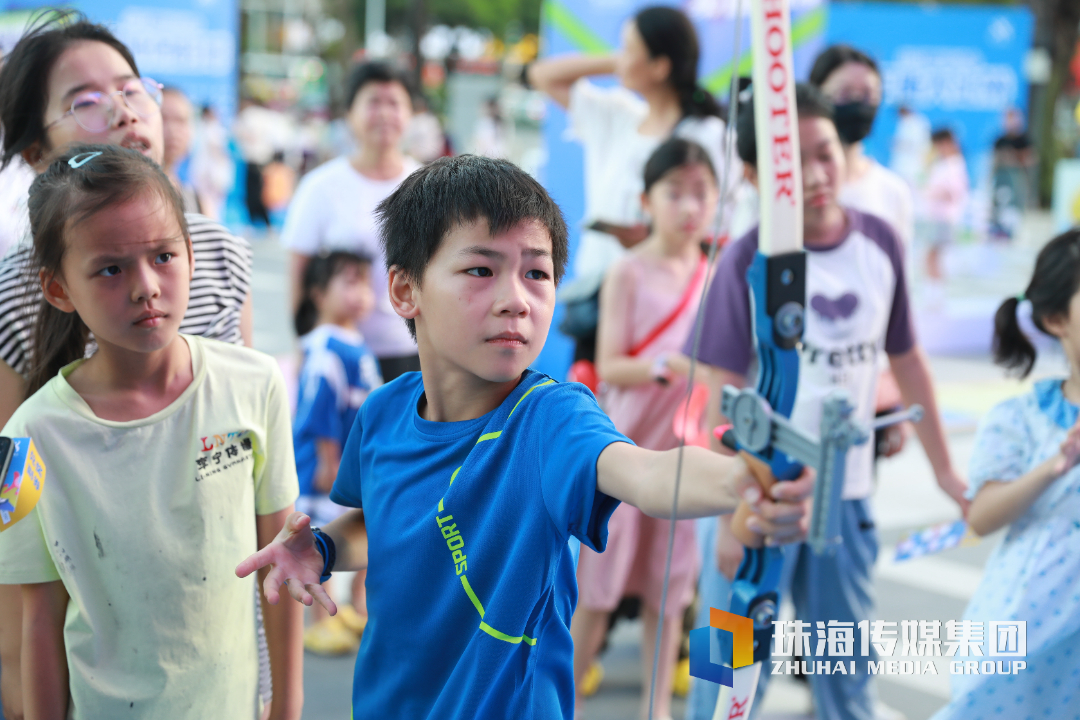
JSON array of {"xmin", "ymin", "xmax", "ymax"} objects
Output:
[{"xmin": 714, "ymin": 0, "xmax": 805, "ymax": 717}]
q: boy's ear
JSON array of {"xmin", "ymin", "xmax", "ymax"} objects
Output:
[
  {"xmin": 40, "ymin": 269, "xmax": 76, "ymax": 314},
  {"xmin": 387, "ymin": 265, "xmax": 421, "ymax": 324}
]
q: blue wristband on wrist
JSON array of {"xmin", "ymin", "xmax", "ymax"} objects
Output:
[{"xmin": 311, "ymin": 527, "xmax": 336, "ymax": 583}]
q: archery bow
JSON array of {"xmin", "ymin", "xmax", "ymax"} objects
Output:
[{"xmin": 710, "ymin": 1, "xmax": 805, "ymax": 716}]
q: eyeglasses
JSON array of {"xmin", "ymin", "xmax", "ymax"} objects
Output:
[{"xmin": 45, "ymin": 77, "xmax": 164, "ymax": 134}]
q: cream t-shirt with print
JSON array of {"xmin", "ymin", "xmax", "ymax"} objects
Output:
[{"xmin": 0, "ymin": 335, "xmax": 298, "ymax": 719}]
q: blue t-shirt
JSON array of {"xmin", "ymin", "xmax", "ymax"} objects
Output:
[
  {"xmin": 293, "ymin": 325, "xmax": 382, "ymax": 496},
  {"xmin": 330, "ymin": 370, "xmax": 628, "ymax": 719}
]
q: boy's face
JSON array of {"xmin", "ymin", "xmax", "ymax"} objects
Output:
[
  {"xmin": 799, "ymin": 116, "xmax": 846, "ymax": 219},
  {"xmin": 407, "ymin": 218, "xmax": 556, "ymax": 383}
]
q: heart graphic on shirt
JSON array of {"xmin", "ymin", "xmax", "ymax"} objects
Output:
[{"xmin": 810, "ymin": 293, "xmax": 859, "ymax": 321}]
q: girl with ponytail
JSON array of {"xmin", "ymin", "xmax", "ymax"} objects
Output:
[
  {"xmin": 932, "ymin": 228, "xmax": 1080, "ymax": 719},
  {"xmin": 0, "ymin": 145, "xmax": 303, "ymax": 719},
  {"xmin": 528, "ymin": 5, "xmax": 737, "ymax": 362}
]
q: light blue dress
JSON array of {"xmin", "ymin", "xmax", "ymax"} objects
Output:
[{"xmin": 932, "ymin": 379, "xmax": 1080, "ymax": 720}]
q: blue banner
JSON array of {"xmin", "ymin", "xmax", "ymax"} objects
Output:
[
  {"xmin": 0, "ymin": 1, "xmax": 239, "ymax": 120},
  {"xmin": 826, "ymin": 2, "xmax": 1034, "ymax": 183}
]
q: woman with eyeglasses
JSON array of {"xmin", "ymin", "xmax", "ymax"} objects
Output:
[{"xmin": 0, "ymin": 12, "xmax": 302, "ymax": 720}]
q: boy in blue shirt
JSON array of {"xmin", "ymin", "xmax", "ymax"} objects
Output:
[{"xmin": 237, "ymin": 155, "xmax": 813, "ymax": 719}]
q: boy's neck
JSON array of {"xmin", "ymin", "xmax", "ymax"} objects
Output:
[
  {"xmin": 803, "ymin": 204, "xmax": 848, "ymax": 248},
  {"xmin": 351, "ymin": 145, "xmax": 404, "ymax": 180},
  {"xmin": 417, "ymin": 359, "xmax": 524, "ymax": 423}
]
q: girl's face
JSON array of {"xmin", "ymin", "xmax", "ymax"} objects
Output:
[
  {"xmin": 818, "ymin": 61, "xmax": 882, "ymax": 106},
  {"xmin": 316, "ymin": 263, "xmax": 375, "ymax": 328},
  {"xmin": 43, "ymin": 192, "xmax": 192, "ymax": 357},
  {"xmin": 35, "ymin": 41, "xmax": 164, "ymax": 171},
  {"xmin": 348, "ymin": 81, "xmax": 412, "ymax": 151},
  {"xmin": 642, "ymin": 162, "xmax": 719, "ymax": 246},
  {"xmin": 615, "ymin": 21, "xmax": 669, "ymax": 94}
]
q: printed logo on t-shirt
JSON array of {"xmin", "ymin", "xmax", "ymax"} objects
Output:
[
  {"xmin": 195, "ymin": 430, "xmax": 255, "ymax": 482},
  {"xmin": 811, "ymin": 293, "xmax": 859, "ymax": 321},
  {"xmin": 803, "ymin": 289, "xmax": 881, "ymax": 385}
]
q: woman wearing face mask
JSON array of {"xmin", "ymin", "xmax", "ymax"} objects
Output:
[
  {"xmin": 528, "ymin": 6, "xmax": 738, "ymax": 362},
  {"xmin": 809, "ymin": 45, "xmax": 914, "ymax": 248}
]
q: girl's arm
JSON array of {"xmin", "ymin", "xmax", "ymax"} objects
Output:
[
  {"xmin": 967, "ymin": 457, "xmax": 1061, "ymax": 536},
  {"xmin": 236, "ymin": 510, "xmax": 367, "ymax": 615},
  {"xmin": 256, "ymin": 508, "xmax": 304, "ymax": 720},
  {"xmin": 526, "ymin": 55, "xmax": 617, "ymax": 109},
  {"xmin": 21, "ymin": 581, "xmax": 68, "ymax": 720},
  {"xmin": 967, "ymin": 423, "xmax": 1080, "ymax": 536},
  {"xmin": 314, "ymin": 440, "xmax": 342, "ymax": 494},
  {"xmin": 595, "ymin": 442, "xmax": 813, "ymax": 544},
  {"xmin": 889, "ymin": 347, "xmax": 969, "ymax": 513}
]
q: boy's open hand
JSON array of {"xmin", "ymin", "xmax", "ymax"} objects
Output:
[
  {"xmin": 236, "ymin": 511, "xmax": 338, "ymax": 615},
  {"xmin": 737, "ymin": 462, "xmax": 815, "ymax": 546}
]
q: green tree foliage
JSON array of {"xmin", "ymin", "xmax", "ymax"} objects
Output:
[{"xmin": 365, "ymin": 0, "xmax": 542, "ymax": 39}]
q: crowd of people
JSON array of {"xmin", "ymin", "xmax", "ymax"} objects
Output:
[{"xmin": 0, "ymin": 6, "xmax": 1075, "ymax": 720}]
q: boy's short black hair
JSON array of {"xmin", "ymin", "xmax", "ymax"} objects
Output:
[
  {"xmin": 375, "ymin": 155, "xmax": 568, "ymax": 338},
  {"xmin": 344, "ymin": 61, "xmax": 414, "ymax": 110},
  {"xmin": 736, "ymin": 83, "xmax": 835, "ymax": 165}
]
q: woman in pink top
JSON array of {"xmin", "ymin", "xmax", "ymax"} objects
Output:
[{"xmin": 573, "ymin": 138, "xmax": 717, "ymax": 720}]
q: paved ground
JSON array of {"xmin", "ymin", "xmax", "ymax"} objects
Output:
[{"xmin": 246, "ymin": 223, "xmax": 1060, "ymax": 720}]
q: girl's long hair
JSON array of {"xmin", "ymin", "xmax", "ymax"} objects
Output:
[
  {"xmin": 0, "ymin": 9, "xmax": 141, "ymax": 169},
  {"xmin": 993, "ymin": 229, "xmax": 1080, "ymax": 378},
  {"xmin": 25, "ymin": 144, "xmax": 188, "ymax": 397},
  {"xmin": 633, "ymin": 6, "xmax": 722, "ymax": 120},
  {"xmin": 294, "ymin": 251, "xmax": 372, "ymax": 337}
]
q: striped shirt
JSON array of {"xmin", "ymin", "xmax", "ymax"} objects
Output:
[{"xmin": 0, "ymin": 212, "xmax": 251, "ymax": 375}]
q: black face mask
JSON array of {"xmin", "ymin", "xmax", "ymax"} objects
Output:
[{"xmin": 833, "ymin": 101, "xmax": 878, "ymax": 144}]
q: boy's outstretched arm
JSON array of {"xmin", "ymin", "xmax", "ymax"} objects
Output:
[
  {"xmin": 596, "ymin": 443, "xmax": 814, "ymax": 545},
  {"xmin": 888, "ymin": 346, "xmax": 969, "ymax": 515},
  {"xmin": 256, "ymin": 508, "xmax": 304, "ymax": 720},
  {"xmin": 236, "ymin": 510, "xmax": 367, "ymax": 615},
  {"xmin": 21, "ymin": 581, "xmax": 68, "ymax": 720}
]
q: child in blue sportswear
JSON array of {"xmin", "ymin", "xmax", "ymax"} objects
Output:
[
  {"xmin": 237, "ymin": 155, "xmax": 814, "ymax": 720},
  {"xmin": 292, "ymin": 250, "xmax": 383, "ymax": 652}
]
